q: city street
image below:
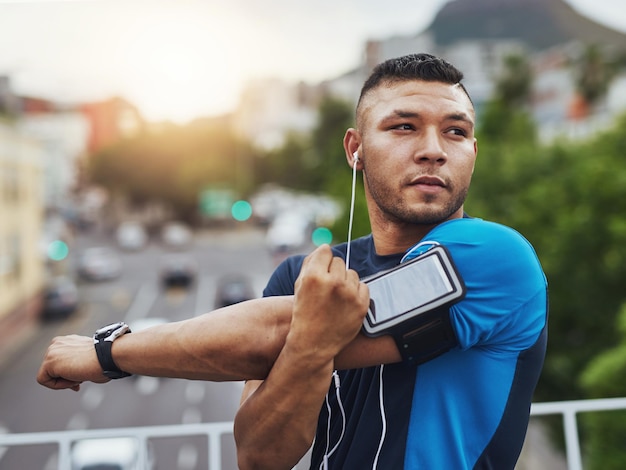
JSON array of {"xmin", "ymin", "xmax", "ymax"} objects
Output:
[{"xmin": 0, "ymin": 225, "xmax": 281, "ymax": 470}]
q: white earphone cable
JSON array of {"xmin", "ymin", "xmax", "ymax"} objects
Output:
[
  {"xmin": 346, "ymin": 155, "xmax": 358, "ymax": 270},
  {"xmin": 372, "ymin": 364, "xmax": 387, "ymax": 469},
  {"xmin": 321, "ymin": 372, "xmax": 346, "ymax": 470}
]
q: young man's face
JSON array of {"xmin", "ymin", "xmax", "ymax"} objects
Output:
[{"xmin": 353, "ymin": 80, "xmax": 477, "ymax": 226}]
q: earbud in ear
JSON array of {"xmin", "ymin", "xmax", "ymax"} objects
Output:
[{"xmin": 353, "ymin": 151, "xmax": 359, "ymax": 162}]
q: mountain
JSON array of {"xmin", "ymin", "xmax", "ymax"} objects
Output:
[{"xmin": 429, "ymin": 0, "xmax": 626, "ymax": 51}]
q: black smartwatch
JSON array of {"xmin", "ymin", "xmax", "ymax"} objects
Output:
[{"xmin": 93, "ymin": 321, "xmax": 132, "ymax": 379}]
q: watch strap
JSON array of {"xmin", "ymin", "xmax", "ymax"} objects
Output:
[{"xmin": 94, "ymin": 337, "xmax": 131, "ymax": 379}]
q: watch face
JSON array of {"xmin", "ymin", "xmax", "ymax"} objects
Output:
[
  {"xmin": 95, "ymin": 322, "xmax": 130, "ymax": 341},
  {"xmin": 96, "ymin": 322, "xmax": 124, "ymax": 336}
]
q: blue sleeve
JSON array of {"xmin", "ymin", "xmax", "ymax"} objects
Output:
[
  {"xmin": 262, "ymin": 255, "xmax": 305, "ymax": 297},
  {"xmin": 412, "ymin": 218, "xmax": 548, "ymax": 352}
]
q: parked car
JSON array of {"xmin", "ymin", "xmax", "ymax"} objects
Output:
[
  {"xmin": 77, "ymin": 247, "xmax": 122, "ymax": 281},
  {"xmin": 215, "ymin": 274, "xmax": 255, "ymax": 308},
  {"xmin": 266, "ymin": 212, "xmax": 313, "ymax": 254},
  {"xmin": 40, "ymin": 276, "xmax": 79, "ymax": 321},
  {"xmin": 71, "ymin": 436, "xmax": 153, "ymax": 470},
  {"xmin": 160, "ymin": 254, "xmax": 197, "ymax": 288},
  {"xmin": 161, "ymin": 221, "xmax": 193, "ymax": 249},
  {"xmin": 115, "ymin": 221, "xmax": 148, "ymax": 251}
]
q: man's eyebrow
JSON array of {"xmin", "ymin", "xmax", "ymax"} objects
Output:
[
  {"xmin": 379, "ymin": 110, "xmax": 420, "ymax": 123},
  {"xmin": 381, "ymin": 110, "xmax": 475, "ymax": 128},
  {"xmin": 446, "ymin": 112, "xmax": 475, "ymax": 129}
]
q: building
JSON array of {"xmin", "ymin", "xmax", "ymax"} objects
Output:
[
  {"xmin": 234, "ymin": 0, "xmax": 626, "ymax": 149},
  {"xmin": 0, "ymin": 121, "xmax": 45, "ymax": 353}
]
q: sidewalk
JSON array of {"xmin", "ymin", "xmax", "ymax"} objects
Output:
[{"xmin": 0, "ymin": 307, "xmax": 39, "ymax": 373}]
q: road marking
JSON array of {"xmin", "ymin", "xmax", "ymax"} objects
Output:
[
  {"xmin": 185, "ymin": 381, "xmax": 206, "ymax": 405},
  {"xmin": 195, "ymin": 275, "xmax": 217, "ymax": 316},
  {"xmin": 135, "ymin": 375, "xmax": 160, "ymax": 395},
  {"xmin": 124, "ymin": 282, "xmax": 159, "ymax": 323},
  {"xmin": 181, "ymin": 407, "xmax": 202, "ymax": 424},
  {"xmin": 66, "ymin": 412, "xmax": 89, "ymax": 430},
  {"xmin": 81, "ymin": 385, "xmax": 105, "ymax": 410}
]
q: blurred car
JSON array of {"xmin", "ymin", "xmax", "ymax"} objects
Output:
[
  {"xmin": 266, "ymin": 212, "xmax": 313, "ymax": 254},
  {"xmin": 115, "ymin": 221, "xmax": 148, "ymax": 251},
  {"xmin": 215, "ymin": 274, "xmax": 255, "ymax": 308},
  {"xmin": 71, "ymin": 436, "xmax": 153, "ymax": 470},
  {"xmin": 77, "ymin": 247, "xmax": 122, "ymax": 281},
  {"xmin": 40, "ymin": 276, "xmax": 79, "ymax": 321},
  {"xmin": 161, "ymin": 221, "xmax": 193, "ymax": 249},
  {"xmin": 160, "ymin": 254, "xmax": 197, "ymax": 288}
]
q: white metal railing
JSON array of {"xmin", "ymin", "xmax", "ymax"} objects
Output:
[
  {"xmin": 1, "ymin": 397, "xmax": 626, "ymax": 469},
  {"xmin": 0, "ymin": 421, "xmax": 233, "ymax": 469},
  {"xmin": 529, "ymin": 396, "xmax": 626, "ymax": 470}
]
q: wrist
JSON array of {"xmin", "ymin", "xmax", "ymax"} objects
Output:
[
  {"xmin": 93, "ymin": 322, "xmax": 132, "ymax": 379},
  {"xmin": 284, "ymin": 326, "xmax": 338, "ymax": 370}
]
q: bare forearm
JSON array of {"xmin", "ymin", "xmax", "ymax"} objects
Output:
[
  {"xmin": 113, "ymin": 296, "xmax": 294, "ymax": 381},
  {"xmin": 38, "ymin": 293, "xmax": 400, "ymax": 390},
  {"xmin": 234, "ymin": 336, "xmax": 334, "ymax": 470}
]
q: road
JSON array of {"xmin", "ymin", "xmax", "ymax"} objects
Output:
[{"xmin": 0, "ymin": 225, "xmax": 287, "ymax": 470}]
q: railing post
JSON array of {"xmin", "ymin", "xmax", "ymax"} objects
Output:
[
  {"xmin": 57, "ymin": 437, "xmax": 72, "ymax": 470},
  {"xmin": 208, "ymin": 427, "xmax": 222, "ymax": 470},
  {"xmin": 563, "ymin": 409, "xmax": 583, "ymax": 470}
]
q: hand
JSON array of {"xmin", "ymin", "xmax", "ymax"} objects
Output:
[
  {"xmin": 288, "ymin": 244, "xmax": 370, "ymax": 361},
  {"xmin": 37, "ymin": 334, "xmax": 110, "ymax": 391}
]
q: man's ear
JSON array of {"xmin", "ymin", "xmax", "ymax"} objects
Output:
[
  {"xmin": 472, "ymin": 138, "xmax": 478, "ymax": 175},
  {"xmin": 343, "ymin": 128, "xmax": 362, "ymax": 169}
]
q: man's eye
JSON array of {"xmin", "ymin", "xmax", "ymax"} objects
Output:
[
  {"xmin": 392, "ymin": 123, "xmax": 414, "ymax": 130},
  {"xmin": 448, "ymin": 128, "xmax": 467, "ymax": 137}
]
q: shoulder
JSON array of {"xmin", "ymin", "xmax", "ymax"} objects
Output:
[
  {"xmin": 420, "ymin": 218, "xmax": 544, "ymax": 278},
  {"xmin": 421, "ymin": 218, "xmax": 548, "ymax": 349}
]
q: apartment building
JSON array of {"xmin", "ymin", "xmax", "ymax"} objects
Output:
[{"xmin": 0, "ymin": 122, "xmax": 45, "ymax": 348}]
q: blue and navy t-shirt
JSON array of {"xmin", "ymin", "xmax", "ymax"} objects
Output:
[{"xmin": 263, "ymin": 218, "xmax": 548, "ymax": 469}]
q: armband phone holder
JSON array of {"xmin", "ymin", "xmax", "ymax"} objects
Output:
[{"xmin": 362, "ymin": 245, "xmax": 465, "ymax": 364}]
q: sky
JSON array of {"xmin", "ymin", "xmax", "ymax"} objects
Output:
[{"xmin": 1, "ymin": 0, "xmax": 626, "ymax": 123}]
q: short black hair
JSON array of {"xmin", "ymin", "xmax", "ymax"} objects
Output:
[{"xmin": 357, "ymin": 53, "xmax": 472, "ymax": 110}]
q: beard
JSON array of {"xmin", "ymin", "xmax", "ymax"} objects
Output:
[{"xmin": 365, "ymin": 172, "xmax": 469, "ymax": 225}]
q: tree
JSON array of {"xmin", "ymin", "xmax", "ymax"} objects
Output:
[
  {"xmin": 87, "ymin": 119, "xmax": 255, "ymax": 223},
  {"xmin": 570, "ymin": 43, "xmax": 621, "ymax": 116},
  {"xmin": 495, "ymin": 52, "xmax": 533, "ymax": 107},
  {"xmin": 310, "ymin": 96, "xmax": 370, "ymax": 242}
]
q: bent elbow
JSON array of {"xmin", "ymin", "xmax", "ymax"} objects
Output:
[{"xmin": 237, "ymin": 449, "xmax": 292, "ymax": 470}]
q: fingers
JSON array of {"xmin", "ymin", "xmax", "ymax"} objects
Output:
[
  {"xmin": 37, "ymin": 335, "xmax": 107, "ymax": 391},
  {"xmin": 302, "ymin": 244, "xmax": 350, "ymax": 277}
]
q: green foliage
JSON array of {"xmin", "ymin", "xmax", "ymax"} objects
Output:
[
  {"xmin": 87, "ymin": 120, "xmax": 255, "ymax": 221},
  {"xmin": 571, "ymin": 44, "xmax": 620, "ymax": 107},
  {"xmin": 494, "ymin": 53, "xmax": 533, "ymax": 106},
  {"xmin": 311, "ymin": 97, "xmax": 371, "ymax": 241},
  {"xmin": 471, "ymin": 105, "xmax": 626, "ymax": 468},
  {"xmin": 577, "ymin": 303, "xmax": 626, "ymax": 469},
  {"xmin": 579, "ymin": 410, "xmax": 626, "ymax": 470},
  {"xmin": 258, "ymin": 95, "xmax": 369, "ymax": 242}
]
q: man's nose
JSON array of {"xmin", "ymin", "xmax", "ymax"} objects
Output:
[{"xmin": 414, "ymin": 128, "xmax": 447, "ymax": 163}]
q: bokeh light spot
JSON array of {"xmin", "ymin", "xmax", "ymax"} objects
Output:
[
  {"xmin": 312, "ymin": 227, "xmax": 333, "ymax": 246},
  {"xmin": 48, "ymin": 240, "xmax": 69, "ymax": 261},
  {"xmin": 231, "ymin": 200, "xmax": 252, "ymax": 221}
]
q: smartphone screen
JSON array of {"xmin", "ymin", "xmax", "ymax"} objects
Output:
[{"xmin": 363, "ymin": 246, "xmax": 465, "ymax": 335}]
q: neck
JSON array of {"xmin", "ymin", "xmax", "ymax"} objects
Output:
[{"xmin": 369, "ymin": 210, "xmax": 464, "ymax": 256}]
